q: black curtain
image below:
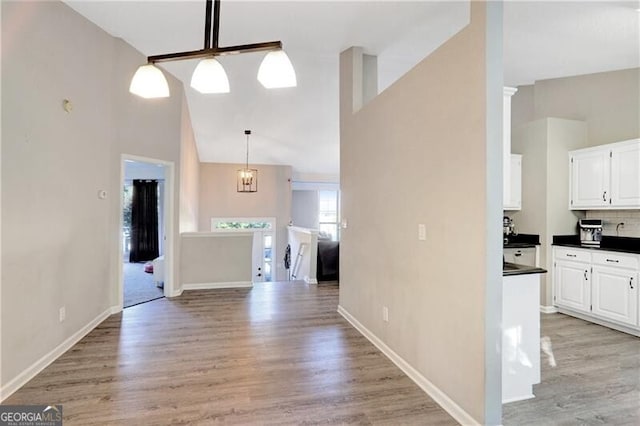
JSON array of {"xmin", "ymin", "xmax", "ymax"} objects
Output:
[{"xmin": 129, "ymin": 179, "xmax": 159, "ymax": 263}]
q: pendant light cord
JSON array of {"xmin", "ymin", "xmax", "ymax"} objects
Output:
[{"xmin": 245, "ymin": 130, "xmax": 251, "ymax": 169}]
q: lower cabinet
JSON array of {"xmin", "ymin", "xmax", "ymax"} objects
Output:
[
  {"xmin": 591, "ymin": 266, "xmax": 638, "ymax": 327},
  {"xmin": 553, "ymin": 246, "xmax": 640, "ymax": 334},
  {"xmin": 554, "ymin": 260, "xmax": 591, "ymax": 314}
]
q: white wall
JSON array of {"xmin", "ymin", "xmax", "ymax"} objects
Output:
[
  {"xmin": 1, "ymin": 0, "xmax": 194, "ymax": 396},
  {"xmin": 198, "ymin": 163, "xmax": 292, "ymax": 281},
  {"xmin": 339, "ymin": 2, "xmax": 501, "ymax": 423},
  {"xmin": 586, "ymin": 210, "xmax": 640, "ymax": 238}
]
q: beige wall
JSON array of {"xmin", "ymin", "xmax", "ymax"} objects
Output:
[
  {"xmin": 510, "ymin": 68, "xmax": 640, "ymax": 306},
  {"xmin": 1, "ymin": 1, "xmax": 192, "ymax": 391},
  {"xmin": 511, "ymin": 118, "xmax": 587, "ymax": 305},
  {"xmin": 180, "ymin": 234, "xmax": 252, "ymax": 284},
  {"xmin": 179, "ymin": 97, "xmax": 200, "ymax": 233},
  {"xmin": 198, "ymin": 163, "xmax": 292, "ymax": 281},
  {"xmin": 339, "ymin": 2, "xmax": 501, "ymax": 423},
  {"xmin": 512, "ymin": 68, "xmax": 640, "ymax": 146},
  {"xmin": 291, "ymin": 190, "xmax": 319, "ymax": 229}
]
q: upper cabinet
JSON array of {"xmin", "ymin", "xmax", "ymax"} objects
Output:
[
  {"xmin": 504, "ymin": 154, "xmax": 522, "ymax": 211},
  {"xmin": 570, "ymin": 148, "xmax": 610, "ymax": 208},
  {"xmin": 611, "ymin": 142, "xmax": 640, "ymax": 207},
  {"xmin": 503, "ymin": 87, "xmax": 518, "ymax": 208},
  {"xmin": 570, "ymin": 138, "xmax": 640, "ymax": 210}
]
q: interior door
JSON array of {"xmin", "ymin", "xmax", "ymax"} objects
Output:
[{"xmin": 252, "ymin": 231, "xmax": 274, "ymax": 283}]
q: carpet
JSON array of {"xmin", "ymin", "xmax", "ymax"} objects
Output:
[{"xmin": 123, "ymin": 262, "xmax": 164, "ymax": 308}]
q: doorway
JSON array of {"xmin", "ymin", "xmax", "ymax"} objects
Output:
[{"xmin": 119, "ymin": 155, "xmax": 175, "ymax": 308}]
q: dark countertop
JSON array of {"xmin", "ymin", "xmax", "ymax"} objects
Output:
[
  {"xmin": 503, "ymin": 262, "xmax": 547, "ymax": 277},
  {"xmin": 504, "ymin": 234, "xmax": 540, "ymax": 248},
  {"xmin": 504, "ymin": 242, "xmax": 538, "ymax": 249},
  {"xmin": 553, "ymin": 235, "xmax": 640, "ymax": 255}
]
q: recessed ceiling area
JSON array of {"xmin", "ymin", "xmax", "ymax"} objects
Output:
[{"xmin": 65, "ymin": 1, "xmax": 639, "ymax": 178}]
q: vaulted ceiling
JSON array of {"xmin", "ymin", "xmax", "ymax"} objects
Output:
[{"xmin": 65, "ymin": 1, "xmax": 640, "ymax": 178}]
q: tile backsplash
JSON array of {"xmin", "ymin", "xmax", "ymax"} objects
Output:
[{"xmin": 586, "ymin": 210, "xmax": 640, "ymax": 238}]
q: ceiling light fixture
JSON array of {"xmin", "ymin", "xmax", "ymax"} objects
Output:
[
  {"xmin": 129, "ymin": 0, "xmax": 296, "ymax": 98},
  {"xmin": 237, "ymin": 130, "xmax": 258, "ymax": 193}
]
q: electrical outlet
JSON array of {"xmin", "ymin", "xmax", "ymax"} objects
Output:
[
  {"xmin": 418, "ymin": 224, "xmax": 426, "ymax": 241},
  {"xmin": 59, "ymin": 307, "xmax": 66, "ymax": 323},
  {"xmin": 382, "ymin": 306, "xmax": 389, "ymax": 322}
]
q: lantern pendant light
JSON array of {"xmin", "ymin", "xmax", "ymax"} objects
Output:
[{"xmin": 237, "ymin": 130, "xmax": 258, "ymax": 193}]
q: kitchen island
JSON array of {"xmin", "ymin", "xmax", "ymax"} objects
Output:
[{"xmin": 502, "ymin": 262, "xmax": 546, "ymax": 404}]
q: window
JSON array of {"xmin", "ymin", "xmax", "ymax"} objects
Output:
[{"xmin": 318, "ymin": 190, "xmax": 340, "ymax": 241}]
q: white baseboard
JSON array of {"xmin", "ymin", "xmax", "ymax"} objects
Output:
[
  {"xmin": 182, "ymin": 281, "xmax": 253, "ymax": 291},
  {"xmin": 540, "ymin": 305, "xmax": 558, "ymax": 314},
  {"xmin": 337, "ymin": 305, "xmax": 479, "ymax": 426},
  {"xmin": 0, "ymin": 305, "xmax": 119, "ymax": 402},
  {"xmin": 502, "ymin": 393, "xmax": 535, "ymax": 404},
  {"xmin": 304, "ymin": 277, "xmax": 318, "ymax": 284}
]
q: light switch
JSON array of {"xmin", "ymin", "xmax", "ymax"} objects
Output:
[{"xmin": 418, "ymin": 224, "xmax": 426, "ymax": 241}]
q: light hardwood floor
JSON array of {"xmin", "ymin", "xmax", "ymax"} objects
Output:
[
  {"xmin": 503, "ymin": 312, "xmax": 640, "ymax": 425},
  {"xmin": 4, "ymin": 282, "xmax": 456, "ymax": 425}
]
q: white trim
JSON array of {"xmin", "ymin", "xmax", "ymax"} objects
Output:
[
  {"xmin": 304, "ymin": 277, "xmax": 318, "ymax": 284},
  {"xmin": 0, "ymin": 305, "xmax": 119, "ymax": 402},
  {"xmin": 502, "ymin": 394, "xmax": 535, "ymax": 404},
  {"xmin": 540, "ymin": 305, "xmax": 558, "ymax": 314},
  {"xmin": 337, "ymin": 305, "xmax": 480, "ymax": 426},
  {"xmin": 288, "ymin": 225, "xmax": 319, "ymax": 235},
  {"xmin": 181, "ymin": 231, "xmax": 253, "ymax": 238},
  {"xmin": 119, "ymin": 155, "xmax": 176, "ymax": 306},
  {"xmin": 182, "ymin": 281, "xmax": 253, "ymax": 291}
]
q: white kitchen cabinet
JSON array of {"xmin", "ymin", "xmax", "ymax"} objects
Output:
[
  {"xmin": 554, "ymin": 259, "xmax": 591, "ymax": 313},
  {"xmin": 569, "ymin": 148, "xmax": 610, "ymax": 209},
  {"xmin": 504, "ymin": 154, "xmax": 522, "ymax": 211},
  {"xmin": 553, "ymin": 246, "xmax": 640, "ymax": 335},
  {"xmin": 569, "ymin": 138, "xmax": 640, "ymax": 210},
  {"xmin": 591, "ymin": 265, "xmax": 638, "ymax": 327},
  {"xmin": 503, "ymin": 87, "xmax": 517, "ymax": 207},
  {"xmin": 610, "ymin": 141, "xmax": 640, "ymax": 207}
]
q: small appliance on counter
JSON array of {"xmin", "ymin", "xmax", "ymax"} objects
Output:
[
  {"xmin": 579, "ymin": 219, "xmax": 603, "ymax": 247},
  {"xmin": 503, "ymin": 216, "xmax": 516, "ymax": 244}
]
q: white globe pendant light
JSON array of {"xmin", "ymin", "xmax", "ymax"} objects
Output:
[
  {"xmin": 257, "ymin": 50, "xmax": 297, "ymax": 89},
  {"xmin": 130, "ymin": 0, "xmax": 297, "ymax": 98},
  {"xmin": 129, "ymin": 64, "xmax": 170, "ymax": 99},
  {"xmin": 191, "ymin": 58, "xmax": 230, "ymax": 94}
]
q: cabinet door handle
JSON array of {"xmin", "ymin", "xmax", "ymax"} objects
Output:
[
  {"xmin": 606, "ymin": 259, "xmax": 620, "ymax": 263},
  {"xmin": 603, "ymin": 191, "xmax": 607, "ymax": 201},
  {"xmin": 584, "ymin": 270, "xmax": 589, "ymax": 280},
  {"xmin": 631, "ymin": 277, "xmax": 635, "ymax": 290},
  {"xmin": 566, "ymin": 254, "xmax": 577, "ymax": 258},
  {"xmin": 514, "ymin": 253, "xmax": 522, "ymax": 257}
]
